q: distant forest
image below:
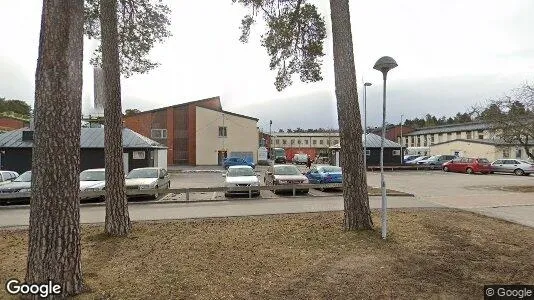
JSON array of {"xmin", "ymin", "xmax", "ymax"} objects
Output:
[
  {"xmin": 402, "ymin": 112, "xmax": 474, "ymax": 128},
  {"xmin": 0, "ymin": 97, "xmax": 32, "ymax": 117}
]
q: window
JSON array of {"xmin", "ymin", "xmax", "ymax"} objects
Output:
[
  {"xmin": 282, "ymin": 139, "xmax": 287, "ymax": 145},
  {"xmin": 447, "ymin": 132, "xmax": 452, "ymax": 140},
  {"xmin": 423, "ymin": 138, "xmax": 427, "ymax": 146},
  {"xmin": 417, "ymin": 136, "xmax": 420, "ymax": 146},
  {"xmin": 313, "ymin": 140, "xmax": 317, "ymax": 145},
  {"xmin": 437, "ymin": 133, "xmax": 442, "ymax": 143},
  {"xmin": 405, "ymin": 137, "xmax": 409, "ymax": 146},
  {"xmin": 151, "ymin": 129, "xmax": 167, "ymax": 139},
  {"xmin": 430, "ymin": 135, "xmax": 435, "ymax": 144},
  {"xmin": 393, "ymin": 150, "xmax": 401, "ymax": 156},
  {"xmin": 304, "ymin": 139, "xmax": 308, "ymax": 145},
  {"xmin": 466, "ymin": 131, "xmax": 472, "ymax": 139},
  {"xmin": 515, "ymin": 149, "xmax": 522, "ymax": 158},
  {"xmin": 503, "ymin": 148, "xmax": 510, "ymax": 158},
  {"xmin": 320, "ymin": 140, "xmax": 324, "ymax": 145},
  {"xmin": 218, "ymin": 126, "xmax": 227, "ymax": 137},
  {"xmin": 333, "ymin": 140, "xmax": 339, "ymax": 145},
  {"xmin": 478, "ymin": 130, "xmax": 484, "ymax": 139},
  {"xmin": 456, "ymin": 131, "xmax": 461, "ymax": 139},
  {"xmin": 275, "ymin": 139, "xmax": 280, "ymax": 145},
  {"xmin": 290, "ymin": 139, "xmax": 295, "ymax": 145},
  {"xmin": 365, "ymin": 149, "xmax": 370, "ymax": 156},
  {"xmin": 297, "ymin": 140, "xmax": 301, "ymax": 144}
]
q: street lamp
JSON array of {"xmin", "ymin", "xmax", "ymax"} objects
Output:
[
  {"xmin": 269, "ymin": 120, "xmax": 272, "ymax": 159},
  {"xmin": 400, "ymin": 114, "xmax": 404, "ymax": 165},
  {"xmin": 373, "ymin": 56, "xmax": 398, "ymax": 240},
  {"xmin": 363, "ymin": 82, "xmax": 372, "ymax": 170}
]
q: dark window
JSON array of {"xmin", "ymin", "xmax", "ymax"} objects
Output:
[
  {"xmin": 515, "ymin": 149, "xmax": 522, "ymax": 158},
  {"xmin": 313, "ymin": 140, "xmax": 317, "ymax": 145},
  {"xmin": 304, "ymin": 140, "xmax": 308, "ymax": 145},
  {"xmin": 466, "ymin": 132, "xmax": 472, "ymax": 139},
  {"xmin": 218, "ymin": 126, "xmax": 227, "ymax": 137},
  {"xmin": 151, "ymin": 129, "xmax": 167, "ymax": 139},
  {"xmin": 282, "ymin": 139, "xmax": 287, "ymax": 145}
]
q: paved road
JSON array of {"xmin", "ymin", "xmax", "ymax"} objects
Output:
[{"xmin": 0, "ymin": 196, "xmax": 439, "ymax": 228}]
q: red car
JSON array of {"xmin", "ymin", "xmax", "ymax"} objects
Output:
[{"xmin": 442, "ymin": 157, "xmax": 491, "ymax": 174}]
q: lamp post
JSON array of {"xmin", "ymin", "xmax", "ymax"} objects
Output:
[
  {"xmin": 400, "ymin": 114, "xmax": 404, "ymax": 165},
  {"xmin": 373, "ymin": 56, "xmax": 398, "ymax": 239},
  {"xmin": 269, "ymin": 120, "xmax": 272, "ymax": 160},
  {"xmin": 363, "ymin": 82, "xmax": 372, "ymax": 170}
]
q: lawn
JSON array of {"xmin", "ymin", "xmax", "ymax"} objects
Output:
[{"xmin": 1, "ymin": 209, "xmax": 533, "ymax": 299}]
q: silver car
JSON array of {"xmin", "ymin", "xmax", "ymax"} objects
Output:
[
  {"xmin": 490, "ymin": 159, "xmax": 534, "ymax": 176},
  {"xmin": 125, "ymin": 167, "xmax": 170, "ymax": 199},
  {"xmin": 223, "ymin": 165, "xmax": 260, "ymax": 197},
  {"xmin": 0, "ymin": 171, "xmax": 32, "ymax": 202},
  {"xmin": 79, "ymin": 168, "xmax": 106, "ymax": 200},
  {"xmin": 0, "ymin": 171, "xmax": 19, "ymax": 186},
  {"xmin": 264, "ymin": 164, "xmax": 309, "ymax": 194}
]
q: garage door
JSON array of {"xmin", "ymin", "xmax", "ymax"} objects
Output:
[{"xmin": 230, "ymin": 151, "xmax": 254, "ymax": 163}]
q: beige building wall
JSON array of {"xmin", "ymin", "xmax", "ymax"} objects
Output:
[
  {"xmin": 430, "ymin": 140, "xmax": 501, "ymax": 161},
  {"xmin": 195, "ymin": 106, "xmax": 258, "ymax": 165}
]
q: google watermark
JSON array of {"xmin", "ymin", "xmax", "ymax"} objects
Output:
[
  {"xmin": 485, "ymin": 285, "xmax": 534, "ymax": 299},
  {"xmin": 5, "ymin": 279, "xmax": 62, "ymax": 298}
]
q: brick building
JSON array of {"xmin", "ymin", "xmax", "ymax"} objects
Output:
[
  {"xmin": 0, "ymin": 114, "xmax": 29, "ymax": 132},
  {"xmin": 123, "ymin": 96, "xmax": 259, "ymax": 166}
]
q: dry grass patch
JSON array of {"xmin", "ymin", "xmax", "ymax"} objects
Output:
[
  {"xmin": 1, "ymin": 209, "xmax": 533, "ymax": 299},
  {"xmin": 466, "ymin": 185, "xmax": 534, "ymax": 193}
]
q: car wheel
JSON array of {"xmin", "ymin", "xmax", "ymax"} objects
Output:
[
  {"xmin": 443, "ymin": 166, "xmax": 449, "ymax": 172},
  {"xmin": 514, "ymin": 169, "xmax": 525, "ymax": 176},
  {"xmin": 152, "ymin": 186, "xmax": 159, "ymax": 200},
  {"xmin": 466, "ymin": 168, "xmax": 473, "ymax": 175}
]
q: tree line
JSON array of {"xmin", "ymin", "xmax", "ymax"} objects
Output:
[
  {"xmin": 0, "ymin": 97, "xmax": 32, "ymax": 117},
  {"xmin": 277, "ymin": 128, "xmax": 339, "ymax": 133},
  {"xmin": 402, "ymin": 112, "xmax": 473, "ymax": 128}
]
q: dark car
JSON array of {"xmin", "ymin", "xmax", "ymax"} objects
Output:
[
  {"xmin": 418, "ymin": 155, "xmax": 457, "ymax": 169},
  {"xmin": 223, "ymin": 157, "xmax": 256, "ymax": 170},
  {"xmin": 442, "ymin": 157, "xmax": 491, "ymax": 174}
]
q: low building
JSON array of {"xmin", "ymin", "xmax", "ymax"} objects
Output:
[
  {"xmin": 430, "ymin": 139, "xmax": 533, "ymax": 161},
  {"xmin": 0, "ymin": 113, "xmax": 30, "ymax": 133},
  {"xmin": 329, "ymin": 133, "xmax": 402, "ymax": 166},
  {"xmin": 270, "ymin": 132, "xmax": 340, "ymax": 161},
  {"xmin": 403, "ymin": 122, "xmax": 492, "ymax": 148},
  {"xmin": 0, "ymin": 127, "xmax": 167, "ymax": 174},
  {"xmin": 124, "ymin": 96, "xmax": 259, "ymax": 166}
]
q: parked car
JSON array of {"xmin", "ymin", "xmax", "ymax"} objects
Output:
[
  {"xmin": 403, "ymin": 155, "xmax": 420, "ymax": 163},
  {"xmin": 442, "ymin": 157, "xmax": 491, "ymax": 174},
  {"xmin": 0, "ymin": 171, "xmax": 19, "ymax": 186},
  {"xmin": 490, "ymin": 159, "xmax": 534, "ymax": 176},
  {"xmin": 0, "ymin": 171, "xmax": 32, "ymax": 201},
  {"xmin": 305, "ymin": 165, "xmax": 342, "ymax": 184},
  {"xmin": 223, "ymin": 166, "xmax": 260, "ymax": 197},
  {"xmin": 79, "ymin": 168, "xmax": 106, "ymax": 200},
  {"xmin": 223, "ymin": 157, "xmax": 255, "ymax": 169},
  {"xmin": 418, "ymin": 155, "xmax": 457, "ymax": 169},
  {"xmin": 264, "ymin": 164, "xmax": 309, "ymax": 194},
  {"xmin": 125, "ymin": 167, "xmax": 170, "ymax": 199},
  {"xmin": 405, "ymin": 156, "xmax": 429, "ymax": 165},
  {"xmin": 293, "ymin": 154, "xmax": 309, "ymax": 165}
]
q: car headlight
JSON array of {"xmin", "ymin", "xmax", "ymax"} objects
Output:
[
  {"xmin": 277, "ymin": 180, "xmax": 288, "ymax": 184},
  {"xmin": 19, "ymin": 188, "xmax": 31, "ymax": 193},
  {"xmin": 302, "ymin": 179, "xmax": 309, "ymax": 184}
]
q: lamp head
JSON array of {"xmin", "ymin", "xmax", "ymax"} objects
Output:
[
  {"xmin": 364, "ymin": 82, "xmax": 372, "ymax": 86},
  {"xmin": 373, "ymin": 56, "xmax": 398, "ymax": 74}
]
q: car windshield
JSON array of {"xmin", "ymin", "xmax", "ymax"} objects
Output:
[
  {"xmin": 14, "ymin": 171, "xmax": 32, "ymax": 182},
  {"xmin": 319, "ymin": 166, "xmax": 341, "ymax": 173},
  {"xmin": 274, "ymin": 166, "xmax": 301, "ymax": 175},
  {"xmin": 80, "ymin": 170, "xmax": 105, "ymax": 181},
  {"xmin": 477, "ymin": 158, "xmax": 490, "ymax": 163},
  {"xmin": 520, "ymin": 160, "xmax": 534, "ymax": 165},
  {"xmin": 227, "ymin": 168, "xmax": 255, "ymax": 177},
  {"xmin": 426, "ymin": 156, "xmax": 439, "ymax": 161},
  {"xmin": 127, "ymin": 169, "xmax": 158, "ymax": 179}
]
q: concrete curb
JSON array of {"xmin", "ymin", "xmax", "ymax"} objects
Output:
[{"xmin": 0, "ymin": 192, "xmax": 415, "ymax": 210}]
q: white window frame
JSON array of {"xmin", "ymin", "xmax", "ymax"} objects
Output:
[
  {"xmin": 365, "ymin": 150, "xmax": 371, "ymax": 156},
  {"xmin": 151, "ymin": 129, "xmax": 167, "ymax": 139},
  {"xmin": 392, "ymin": 149, "xmax": 401, "ymax": 156}
]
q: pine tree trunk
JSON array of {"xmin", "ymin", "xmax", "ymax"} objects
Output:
[
  {"xmin": 100, "ymin": 0, "xmax": 131, "ymax": 236},
  {"xmin": 329, "ymin": 0, "xmax": 373, "ymax": 230},
  {"xmin": 26, "ymin": 0, "xmax": 84, "ymax": 297}
]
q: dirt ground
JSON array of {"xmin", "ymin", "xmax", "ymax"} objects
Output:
[{"xmin": 1, "ymin": 209, "xmax": 533, "ymax": 299}]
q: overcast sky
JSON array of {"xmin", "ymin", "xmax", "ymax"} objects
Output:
[{"xmin": 1, "ymin": 0, "xmax": 533, "ymax": 131}]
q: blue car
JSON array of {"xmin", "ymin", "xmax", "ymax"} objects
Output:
[
  {"xmin": 305, "ymin": 165, "xmax": 343, "ymax": 184},
  {"xmin": 223, "ymin": 157, "xmax": 255, "ymax": 169}
]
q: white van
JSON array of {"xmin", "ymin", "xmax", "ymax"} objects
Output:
[{"xmin": 293, "ymin": 154, "xmax": 308, "ymax": 165}]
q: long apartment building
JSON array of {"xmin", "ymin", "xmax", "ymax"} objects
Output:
[
  {"xmin": 403, "ymin": 122, "xmax": 533, "ymax": 161},
  {"xmin": 270, "ymin": 132, "xmax": 340, "ymax": 159}
]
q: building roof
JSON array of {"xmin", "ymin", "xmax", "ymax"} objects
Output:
[
  {"xmin": 0, "ymin": 127, "xmax": 166, "ymax": 149},
  {"xmin": 430, "ymin": 138, "xmax": 533, "ymax": 147},
  {"xmin": 405, "ymin": 122, "xmax": 491, "ymax": 136},
  {"xmin": 329, "ymin": 133, "xmax": 401, "ymax": 149},
  {"xmin": 272, "ymin": 132, "xmax": 340, "ymax": 137},
  {"xmin": 125, "ymin": 96, "xmax": 223, "ymax": 116},
  {"xmin": 197, "ymin": 106, "xmax": 259, "ymax": 121}
]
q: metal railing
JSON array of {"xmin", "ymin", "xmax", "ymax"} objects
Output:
[{"xmin": 0, "ymin": 183, "xmax": 344, "ymax": 201}]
